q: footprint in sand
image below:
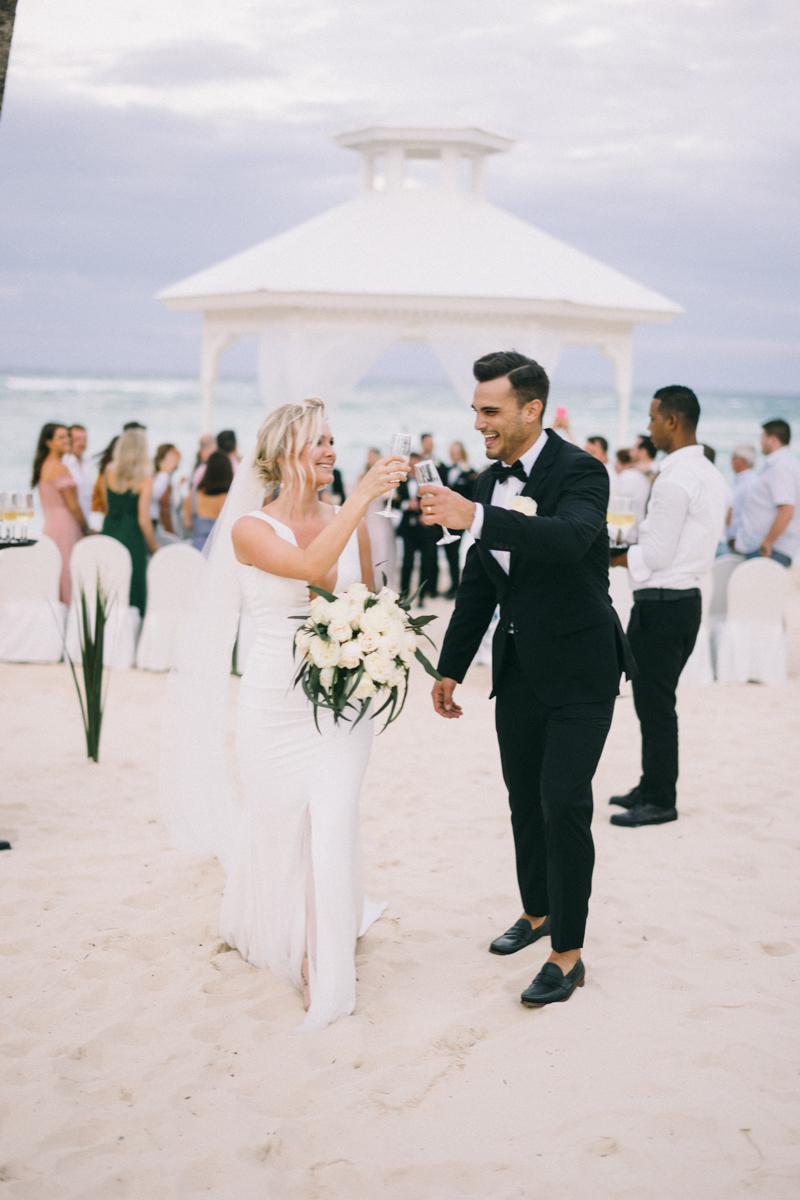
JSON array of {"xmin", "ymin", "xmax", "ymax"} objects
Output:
[{"xmin": 760, "ymin": 942, "xmax": 795, "ymax": 956}]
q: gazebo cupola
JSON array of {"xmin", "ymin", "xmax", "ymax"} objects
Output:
[{"xmin": 159, "ymin": 125, "xmax": 681, "ymax": 441}]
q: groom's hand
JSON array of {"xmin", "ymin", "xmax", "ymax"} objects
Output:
[
  {"xmin": 432, "ymin": 677, "xmax": 462, "ymax": 719},
  {"xmin": 418, "ymin": 485, "xmax": 476, "ymax": 531}
]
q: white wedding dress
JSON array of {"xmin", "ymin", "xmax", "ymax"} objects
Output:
[{"xmin": 219, "ymin": 510, "xmax": 385, "ymax": 1032}]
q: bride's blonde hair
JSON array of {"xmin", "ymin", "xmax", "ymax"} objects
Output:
[{"xmin": 254, "ymin": 398, "xmax": 326, "ymax": 495}]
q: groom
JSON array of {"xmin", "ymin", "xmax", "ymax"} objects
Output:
[{"xmin": 422, "ymin": 351, "xmax": 634, "ymax": 1007}]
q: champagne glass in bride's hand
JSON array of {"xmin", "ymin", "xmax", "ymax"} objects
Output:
[
  {"xmin": 415, "ymin": 459, "xmax": 460, "ymax": 545},
  {"xmin": 377, "ymin": 433, "xmax": 412, "ymax": 517}
]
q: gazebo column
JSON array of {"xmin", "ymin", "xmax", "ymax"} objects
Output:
[
  {"xmin": 598, "ymin": 332, "xmax": 634, "ymax": 447},
  {"xmin": 200, "ymin": 324, "xmax": 239, "ymax": 432}
]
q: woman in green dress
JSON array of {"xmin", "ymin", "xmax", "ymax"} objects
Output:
[{"xmin": 100, "ymin": 428, "xmax": 159, "ymax": 614}]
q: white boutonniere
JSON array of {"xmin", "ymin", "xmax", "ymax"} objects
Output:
[{"xmin": 510, "ymin": 495, "xmax": 538, "ymax": 516}]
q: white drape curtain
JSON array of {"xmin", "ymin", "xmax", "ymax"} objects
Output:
[
  {"xmin": 257, "ymin": 320, "xmax": 405, "ymax": 411},
  {"xmin": 425, "ymin": 325, "xmax": 564, "ymax": 405}
]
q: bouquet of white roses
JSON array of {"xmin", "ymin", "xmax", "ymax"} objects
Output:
[{"xmin": 292, "ymin": 581, "xmax": 441, "ymax": 729}]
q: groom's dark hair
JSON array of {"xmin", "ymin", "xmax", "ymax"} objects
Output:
[{"xmin": 473, "ymin": 351, "xmax": 549, "ymax": 412}]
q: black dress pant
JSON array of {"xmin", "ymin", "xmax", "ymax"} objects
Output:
[
  {"xmin": 627, "ymin": 595, "xmax": 701, "ymax": 811},
  {"xmin": 400, "ymin": 527, "xmax": 439, "ymax": 599},
  {"xmin": 494, "ymin": 640, "xmax": 614, "ymax": 952}
]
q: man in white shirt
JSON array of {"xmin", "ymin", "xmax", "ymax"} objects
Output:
[
  {"xmin": 735, "ymin": 420, "xmax": 800, "ymax": 566},
  {"xmin": 608, "ymin": 385, "xmax": 727, "ymax": 828},
  {"xmin": 62, "ymin": 424, "xmax": 94, "ymax": 526},
  {"xmin": 725, "ymin": 443, "xmax": 757, "ymax": 549}
]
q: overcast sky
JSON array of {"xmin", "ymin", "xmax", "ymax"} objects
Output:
[{"xmin": 0, "ymin": 0, "xmax": 798, "ymax": 390}]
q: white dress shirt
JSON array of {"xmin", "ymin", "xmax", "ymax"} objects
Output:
[
  {"xmin": 62, "ymin": 453, "xmax": 95, "ymax": 521},
  {"xmin": 470, "ymin": 430, "xmax": 548, "ymax": 574},
  {"xmin": 627, "ymin": 444, "xmax": 727, "ymax": 591},
  {"xmin": 150, "ymin": 470, "xmax": 172, "ymax": 521},
  {"xmin": 726, "ymin": 467, "xmax": 757, "ymax": 545},
  {"xmin": 735, "ymin": 446, "xmax": 800, "ymax": 557}
]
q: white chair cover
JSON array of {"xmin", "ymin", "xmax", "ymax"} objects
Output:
[
  {"xmin": 707, "ymin": 554, "xmax": 743, "ymax": 671},
  {"xmin": 608, "ymin": 567, "xmax": 633, "ymax": 632},
  {"xmin": 715, "ymin": 558, "xmax": 789, "ymax": 685},
  {"xmin": 0, "ymin": 535, "xmax": 67, "ymax": 662},
  {"xmin": 136, "ymin": 543, "xmax": 204, "ymax": 671},
  {"xmin": 679, "ymin": 572, "xmax": 714, "ymax": 685},
  {"xmin": 65, "ymin": 535, "xmax": 142, "ymax": 670}
]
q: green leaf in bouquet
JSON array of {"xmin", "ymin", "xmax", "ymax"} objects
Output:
[
  {"xmin": 409, "ymin": 613, "xmax": 437, "ymax": 628},
  {"xmin": 414, "ymin": 648, "xmax": 443, "ymax": 680},
  {"xmin": 309, "ymin": 584, "xmax": 338, "ymax": 603}
]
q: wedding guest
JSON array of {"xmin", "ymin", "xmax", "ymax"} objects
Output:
[
  {"xmin": 184, "ymin": 450, "xmax": 233, "ymax": 552},
  {"xmin": 631, "ymin": 434, "xmax": 657, "ymax": 482},
  {"xmin": 217, "ymin": 430, "xmax": 240, "ymax": 473},
  {"xmin": 101, "ymin": 428, "xmax": 159, "ymax": 615},
  {"xmin": 151, "ymin": 444, "xmax": 182, "ymax": 544},
  {"xmin": 123, "ymin": 421, "xmax": 146, "ymax": 431},
  {"xmin": 361, "ymin": 448, "xmax": 397, "ymax": 585},
  {"xmin": 734, "ymin": 420, "xmax": 800, "ymax": 566},
  {"xmin": 584, "ymin": 435, "xmax": 614, "ymax": 486},
  {"xmin": 612, "ymin": 448, "xmax": 651, "ymax": 534},
  {"xmin": 192, "ymin": 434, "xmax": 217, "ymax": 487},
  {"xmin": 726, "ymin": 443, "xmax": 757, "ymax": 550},
  {"xmin": 32, "ymin": 422, "xmax": 89, "ymax": 604},
  {"xmin": 609, "ymin": 386, "xmax": 727, "ymax": 827},
  {"xmin": 89, "ymin": 435, "xmax": 117, "ymax": 526},
  {"xmin": 443, "ymin": 441, "xmax": 477, "ymax": 598},
  {"xmin": 63, "ymin": 425, "xmax": 95, "ymax": 524},
  {"xmin": 397, "ymin": 453, "xmax": 438, "ymax": 603},
  {"xmin": 321, "ymin": 465, "xmax": 346, "ymax": 506},
  {"xmin": 551, "ymin": 405, "xmax": 578, "ymax": 444},
  {"xmin": 420, "ymin": 433, "xmax": 448, "ymax": 478}
]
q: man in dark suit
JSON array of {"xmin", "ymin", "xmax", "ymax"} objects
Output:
[{"xmin": 421, "ymin": 351, "xmax": 634, "ymax": 1007}]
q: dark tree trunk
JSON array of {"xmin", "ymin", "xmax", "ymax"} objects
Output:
[{"xmin": 0, "ymin": 0, "xmax": 18, "ymax": 120}]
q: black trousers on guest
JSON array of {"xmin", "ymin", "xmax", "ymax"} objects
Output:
[
  {"xmin": 494, "ymin": 639, "xmax": 614, "ymax": 952},
  {"xmin": 400, "ymin": 527, "xmax": 439, "ymax": 599},
  {"xmin": 627, "ymin": 595, "xmax": 702, "ymax": 811}
]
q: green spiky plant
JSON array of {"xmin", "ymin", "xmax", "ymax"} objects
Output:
[{"xmin": 65, "ymin": 578, "xmax": 111, "ymax": 763}]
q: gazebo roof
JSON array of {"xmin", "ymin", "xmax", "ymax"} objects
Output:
[{"xmin": 159, "ymin": 126, "xmax": 681, "ymax": 322}]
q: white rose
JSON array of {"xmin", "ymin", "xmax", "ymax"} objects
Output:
[
  {"xmin": 510, "ymin": 495, "xmax": 538, "ymax": 517},
  {"xmin": 360, "ymin": 604, "xmax": 392, "ymax": 634},
  {"xmin": 327, "ymin": 598, "xmax": 351, "ymax": 622},
  {"xmin": 358, "ymin": 629, "xmax": 381, "ymax": 655},
  {"xmin": 379, "ymin": 631, "xmax": 402, "ymax": 660},
  {"xmin": 363, "ymin": 651, "xmax": 393, "ymax": 684},
  {"xmin": 295, "ymin": 628, "xmax": 313, "ymax": 655},
  {"xmin": 389, "ymin": 667, "xmax": 407, "ymax": 690},
  {"xmin": 309, "ymin": 596, "xmax": 332, "ymax": 625},
  {"xmin": 327, "ymin": 618, "xmax": 353, "ymax": 643},
  {"xmin": 338, "ymin": 640, "xmax": 363, "ymax": 669},
  {"xmin": 345, "ymin": 582, "xmax": 370, "ymax": 601},
  {"xmin": 319, "ymin": 667, "xmax": 335, "ymax": 688},
  {"xmin": 377, "ymin": 586, "xmax": 400, "ymax": 605},
  {"xmin": 309, "ymin": 636, "xmax": 340, "ymax": 669},
  {"xmin": 402, "ymin": 631, "xmax": 417, "ymax": 654},
  {"xmin": 352, "ymin": 675, "xmax": 377, "ymax": 701}
]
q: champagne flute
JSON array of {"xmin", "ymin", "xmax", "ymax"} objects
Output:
[
  {"xmin": 377, "ymin": 433, "xmax": 412, "ymax": 517},
  {"xmin": 5, "ymin": 492, "xmax": 20, "ymax": 542},
  {"xmin": 607, "ymin": 495, "xmax": 636, "ymax": 546},
  {"xmin": 19, "ymin": 491, "xmax": 35, "ymax": 542},
  {"xmin": 415, "ymin": 459, "xmax": 460, "ymax": 545}
]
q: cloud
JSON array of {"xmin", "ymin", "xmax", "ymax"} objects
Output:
[{"xmin": 97, "ymin": 40, "xmax": 279, "ymax": 88}]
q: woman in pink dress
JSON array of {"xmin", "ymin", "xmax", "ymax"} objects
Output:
[{"xmin": 32, "ymin": 423, "xmax": 89, "ymax": 605}]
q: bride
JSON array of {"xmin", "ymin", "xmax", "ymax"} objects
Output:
[{"xmin": 161, "ymin": 398, "xmax": 407, "ymax": 1032}]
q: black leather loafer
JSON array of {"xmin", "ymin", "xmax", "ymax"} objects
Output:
[
  {"xmin": 521, "ymin": 958, "xmax": 585, "ymax": 1006},
  {"xmin": 609, "ymin": 787, "xmax": 641, "ymax": 809},
  {"xmin": 610, "ymin": 804, "xmax": 677, "ymax": 827},
  {"xmin": 490, "ymin": 915, "xmax": 551, "ymax": 955}
]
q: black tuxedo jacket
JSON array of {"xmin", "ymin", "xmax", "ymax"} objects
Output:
[
  {"xmin": 438, "ymin": 430, "xmax": 636, "ymax": 706},
  {"xmin": 395, "ymin": 480, "xmax": 437, "ymax": 541}
]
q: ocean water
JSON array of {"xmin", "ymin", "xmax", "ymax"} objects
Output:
[{"xmin": 2, "ymin": 372, "xmax": 799, "ymax": 533}]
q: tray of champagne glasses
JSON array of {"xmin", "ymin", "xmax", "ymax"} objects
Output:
[{"xmin": 1, "ymin": 538, "xmax": 38, "ymax": 548}]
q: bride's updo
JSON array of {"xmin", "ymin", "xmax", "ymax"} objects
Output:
[{"xmin": 254, "ymin": 398, "xmax": 326, "ymax": 495}]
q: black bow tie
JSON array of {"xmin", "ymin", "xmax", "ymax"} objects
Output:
[{"xmin": 490, "ymin": 460, "xmax": 527, "ymax": 484}]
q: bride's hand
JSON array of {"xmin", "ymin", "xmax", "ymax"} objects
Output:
[{"xmin": 356, "ymin": 455, "xmax": 409, "ymax": 503}]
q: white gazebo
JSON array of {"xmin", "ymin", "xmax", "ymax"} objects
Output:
[{"xmin": 158, "ymin": 126, "xmax": 682, "ymax": 442}]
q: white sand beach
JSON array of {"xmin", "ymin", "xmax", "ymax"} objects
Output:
[{"xmin": 2, "ymin": 579, "xmax": 800, "ymax": 1199}]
